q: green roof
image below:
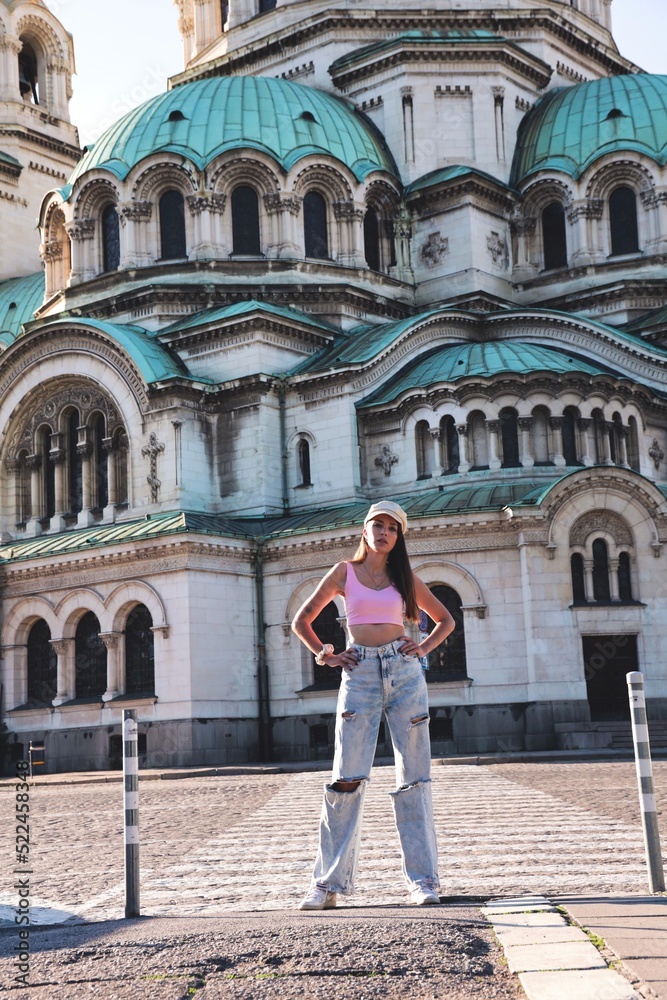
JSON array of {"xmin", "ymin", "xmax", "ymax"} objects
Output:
[
  {"xmin": 0, "ymin": 272, "xmax": 44, "ymax": 345},
  {"xmin": 0, "ymin": 150, "xmax": 22, "ymax": 169},
  {"xmin": 512, "ymin": 74, "xmax": 667, "ymax": 184},
  {"xmin": 33, "ymin": 317, "xmax": 195, "ymax": 385},
  {"xmin": 61, "ymin": 76, "xmax": 398, "ymax": 197},
  {"xmin": 358, "ymin": 341, "xmax": 620, "ymax": 407},
  {"xmin": 404, "ymin": 165, "xmax": 512, "ymax": 197},
  {"xmin": 162, "ymin": 300, "xmax": 338, "ymax": 336}
]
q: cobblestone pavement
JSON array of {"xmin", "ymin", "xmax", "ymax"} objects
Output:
[{"xmin": 1, "ymin": 760, "xmax": 664, "ymax": 924}]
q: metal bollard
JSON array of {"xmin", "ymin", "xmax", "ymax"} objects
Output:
[
  {"xmin": 28, "ymin": 740, "xmax": 45, "ymax": 779},
  {"xmin": 123, "ymin": 710, "xmax": 140, "ymax": 917},
  {"xmin": 627, "ymin": 672, "xmax": 665, "ymax": 893}
]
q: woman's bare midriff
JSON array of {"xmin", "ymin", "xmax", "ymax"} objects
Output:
[{"xmin": 348, "ymin": 624, "xmax": 405, "ymax": 647}]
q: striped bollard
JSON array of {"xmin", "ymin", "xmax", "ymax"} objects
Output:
[
  {"xmin": 627, "ymin": 672, "xmax": 665, "ymax": 893},
  {"xmin": 123, "ymin": 709, "xmax": 141, "ymax": 917}
]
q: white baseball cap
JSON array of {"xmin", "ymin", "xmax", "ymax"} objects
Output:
[{"xmin": 363, "ymin": 501, "xmax": 408, "ymax": 533}]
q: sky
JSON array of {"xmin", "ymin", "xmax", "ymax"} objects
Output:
[{"xmin": 42, "ymin": 0, "xmax": 667, "ymax": 147}]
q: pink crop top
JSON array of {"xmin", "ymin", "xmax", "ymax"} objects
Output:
[{"xmin": 344, "ymin": 562, "xmax": 404, "ymax": 627}]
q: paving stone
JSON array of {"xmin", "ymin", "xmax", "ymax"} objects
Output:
[
  {"xmin": 519, "ymin": 968, "xmax": 643, "ymax": 1000},
  {"xmin": 504, "ymin": 940, "xmax": 607, "ymax": 973},
  {"xmin": 493, "ymin": 923, "xmax": 589, "ymax": 947}
]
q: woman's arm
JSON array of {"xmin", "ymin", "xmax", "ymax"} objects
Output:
[
  {"xmin": 398, "ymin": 575, "xmax": 456, "ymax": 657},
  {"xmin": 291, "ymin": 562, "xmax": 358, "ymax": 670}
]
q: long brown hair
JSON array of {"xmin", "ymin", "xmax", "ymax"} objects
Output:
[{"xmin": 352, "ymin": 525, "xmax": 419, "ymax": 622}]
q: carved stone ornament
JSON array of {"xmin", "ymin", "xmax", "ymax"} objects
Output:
[
  {"xmin": 569, "ymin": 510, "xmax": 633, "ymax": 548},
  {"xmin": 374, "ymin": 444, "xmax": 399, "ymax": 477},
  {"xmin": 486, "ymin": 231, "xmax": 508, "ymax": 267},
  {"xmin": 649, "ymin": 438, "xmax": 664, "ymax": 471},
  {"xmin": 421, "ymin": 232, "xmax": 449, "ymax": 267},
  {"xmin": 142, "ymin": 432, "xmax": 165, "ymax": 502},
  {"xmin": 66, "ymin": 219, "xmax": 96, "ymax": 241},
  {"xmin": 186, "ymin": 192, "xmax": 227, "ymax": 216},
  {"xmin": 119, "ymin": 200, "xmax": 153, "ymax": 223}
]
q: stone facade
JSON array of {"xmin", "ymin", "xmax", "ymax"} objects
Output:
[{"xmin": 0, "ymin": 0, "xmax": 666, "ymax": 773}]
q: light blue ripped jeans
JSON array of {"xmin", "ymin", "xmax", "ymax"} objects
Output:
[{"xmin": 311, "ymin": 640, "xmax": 439, "ymax": 895}]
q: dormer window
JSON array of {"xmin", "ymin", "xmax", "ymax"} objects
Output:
[
  {"xmin": 299, "ymin": 111, "xmax": 317, "ymax": 123},
  {"xmin": 167, "ymin": 110, "xmax": 186, "ymax": 122},
  {"xmin": 606, "ymin": 108, "xmax": 624, "ymax": 120}
]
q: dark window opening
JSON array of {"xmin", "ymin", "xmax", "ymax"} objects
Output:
[
  {"xmin": 18, "ymin": 42, "xmax": 38, "ymax": 103},
  {"xmin": 618, "ymin": 552, "xmax": 633, "ymax": 602},
  {"xmin": 309, "ymin": 724, "xmax": 329, "ymax": 748},
  {"xmin": 299, "ymin": 111, "xmax": 317, "ymax": 122},
  {"xmin": 500, "ymin": 408, "xmax": 520, "ymax": 468},
  {"xmin": 231, "ymin": 185, "xmax": 261, "ymax": 255},
  {"xmin": 571, "ymin": 553, "xmax": 586, "ymax": 603},
  {"xmin": 562, "ymin": 409, "xmax": 579, "ymax": 465},
  {"xmin": 75, "ymin": 612, "xmax": 106, "ymax": 699},
  {"xmin": 584, "ymin": 633, "xmax": 637, "ymax": 722},
  {"xmin": 542, "ymin": 201, "xmax": 567, "ymax": 270},
  {"xmin": 304, "ymin": 191, "xmax": 328, "ymax": 259},
  {"xmin": 93, "ymin": 415, "xmax": 108, "ymax": 509},
  {"xmin": 592, "ymin": 538, "xmax": 611, "ymax": 602},
  {"xmin": 259, "ymin": 0, "xmax": 277, "ymax": 11},
  {"xmin": 441, "ymin": 416, "xmax": 459, "ymax": 474},
  {"xmin": 167, "ymin": 110, "xmax": 186, "ymax": 122},
  {"xmin": 125, "ymin": 604, "xmax": 155, "ymax": 695},
  {"xmin": 39, "ymin": 428, "xmax": 55, "ymax": 520},
  {"xmin": 311, "ymin": 601, "xmax": 346, "ymax": 687},
  {"xmin": 610, "ymin": 186, "xmax": 639, "ymax": 256},
  {"xmin": 27, "ymin": 619, "xmax": 56, "ymax": 706},
  {"xmin": 430, "ymin": 714, "xmax": 454, "ymax": 742},
  {"xmin": 297, "ymin": 438, "xmax": 311, "ymax": 486},
  {"xmin": 363, "ymin": 208, "xmax": 380, "ymax": 271},
  {"xmin": 102, "ymin": 203, "xmax": 120, "ymax": 272},
  {"xmin": 159, "ymin": 189, "xmax": 187, "ymax": 260},
  {"xmin": 423, "ymin": 586, "xmax": 467, "ymax": 681},
  {"xmin": 67, "ymin": 410, "xmax": 82, "ymax": 515}
]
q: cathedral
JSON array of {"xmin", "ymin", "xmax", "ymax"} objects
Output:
[{"xmin": 1, "ymin": 0, "xmax": 666, "ymax": 772}]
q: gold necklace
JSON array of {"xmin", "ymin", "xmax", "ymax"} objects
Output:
[{"xmin": 363, "ymin": 563, "xmax": 389, "ymax": 590}]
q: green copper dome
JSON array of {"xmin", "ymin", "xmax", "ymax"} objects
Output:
[
  {"xmin": 358, "ymin": 341, "xmax": 617, "ymax": 408},
  {"xmin": 512, "ymin": 74, "xmax": 667, "ymax": 184},
  {"xmin": 0, "ymin": 272, "xmax": 44, "ymax": 346},
  {"xmin": 62, "ymin": 76, "xmax": 397, "ymax": 197}
]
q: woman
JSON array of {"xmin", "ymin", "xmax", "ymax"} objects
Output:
[{"xmin": 291, "ymin": 500, "xmax": 455, "ymax": 910}]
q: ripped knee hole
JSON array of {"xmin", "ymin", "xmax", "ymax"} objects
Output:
[
  {"xmin": 410, "ymin": 714, "xmax": 430, "ymax": 727},
  {"xmin": 331, "ymin": 779, "xmax": 362, "ymax": 792}
]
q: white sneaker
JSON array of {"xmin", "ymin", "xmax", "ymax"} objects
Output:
[
  {"xmin": 410, "ymin": 887, "xmax": 440, "ymax": 906},
  {"xmin": 298, "ymin": 885, "xmax": 337, "ymax": 910}
]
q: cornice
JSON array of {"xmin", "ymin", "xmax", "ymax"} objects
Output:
[{"xmin": 408, "ymin": 177, "xmax": 517, "ymax": 217}]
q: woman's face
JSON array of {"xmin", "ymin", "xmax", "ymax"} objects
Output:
[{"xmin": 363, "ymin": 514, "xmax": 400, "ymax": 555}]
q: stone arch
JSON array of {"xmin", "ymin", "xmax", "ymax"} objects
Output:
[
  {"xmin": 54, "ymin": 588, "xmax": 108, "ymax": 636},
  {"xmin": 285, "ymin": 576, "xmax": 345, "ymax": 625},
  {"xmin": 106, "ymin": 580, "xmax": 168, "ymax": 632},
  {"xmin": 412, "ymin": 559, "xmax": 486, "ymax": 613},
  {"xmin": 209, "ymin": 154, "xmax": 281, "ymax": 199},
  {"xmin": 291, "ymin": 162, "xmax": 354, "ymax": 203},
  {"xmin": 131, "ymin": 160, "xmax": 198, "ymax": 203},
  {"xmin": 73, "ymin": 177, "xmax": 121, "ymax": 220},
  {"xmin": 1, "ymin": 596, "xmax": 58, "ymax": 647},
  {"xmin": 569, "ymin": 509, "xmax": 634, "ymax": 549},
  {"xmin": 585, "ymin": 159, "xmax": 656, "ymax": 202},
  {"xmin": 520, "ymin": 177, "xmax": 573, "ymax": 215}
]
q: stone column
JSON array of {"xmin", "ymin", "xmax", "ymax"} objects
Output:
[
  {"xmin": 510, "ymin": 215, "xmax": 537, "ymax": 280},
  {"xmin": 100, "ymin": 632, "xmax": 122, "ymax": 701},
  {"xmin": 609, "ymin": 559, "xmax": 620, "ymax": 601},
  {"xmin": 5, "ymin": 457, "xmax": 23, "ymax": 524},
  {"xmin": 119, "ymin": 200, "xmax": 154, "ymax": 268},
  {"xmin": 25, "ymin": 454, "xmax": 42, "ymax": 537},
  {"xmin": 486, "ymin": 420, "xmax": 502, "ymax": 471},
  {"xmin": 101, "ymin": 436, "xmax": 118, "ymax": 521},
  {"xmin": 77, "ymin": 427, "xmax": 94, "ymax": 526},
  {"xmin": 187, "ymin": 190, "xmax": 227, "ymax": 259},
  {"xmin": 518, "ymin": 417, "xmax": 534, "ymax": 468},
  {"xmin": 390, "ymin": 207, "xmax": 414, "ymax": 283},
  {"xmin": 549, "ymin": 416, "xmax": 566, "ymax": 468},
  {"xmin": 583, "ymin": 559, "xmax": 594, "ymax": 603},
  {"xmin": 0, "ymin": 36, "xmax": 22, "ymax": 103},
  {"xmin": 578, "ymin": 417, "xmax": 594, "ymax": 466},
  {"xmin": 429, "ymin": 428, "xmax": 443, "ymax": 477},
  {"xmin": 49, "ymin": 435, "xmax": 67, "ymax": 532},
  {"xmin": 456, "ymin": 424, "xmax": 470, "ymax": 474},
  {"xmin": 264, "ymin": 193, "xmax": 302, "ymax": 258},
  {"xmin": 65, "ymin": 219, "xmax": 96, "ymax": 285},
  {"xmin": 617, "ymin": 426, "xmax": 629, "ymax": 467},
  {"xmin": 602, "ymin": 421, "xmax": 614, "ymax": 465},
  {"xmin": 50, "ymin": 638, "xmax": 75, "ymax": 706},
  {"xmin": 333, "ymin": 201, "xmax": 366, "ymax": 267}
]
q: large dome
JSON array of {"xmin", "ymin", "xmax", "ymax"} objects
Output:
[
  {"xmin": 62, "ymin": 76, "xmax": 398, "ymax": 196},
  {"xmin": 512, "ymin": 74, "xmax": 667, "ymax": 185}
]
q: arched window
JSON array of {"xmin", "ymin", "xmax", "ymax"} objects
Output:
[
  {"xmin": 415, "ymin": 420, "xmax": 432, "ymax": 478},
  {"xmin": 18, "ymin": 41, "xmax": 39, "ymax": 104},
  {"xmin": 363, "ymin": 208, "xmax": 380, "ymax": 271},
  {"xmin": 66, "ymin": 410, "xmax": 83, "ymax": 514},
  {"xmin": 592, "ymin": 409, "xmax": 606, "ymax": 463},
  {"xmin": 125, "ymin": 605, "xmax": 155, "ymax": 695},
  {"xmin": 102, "ymin": 203, "xmax": 120, "ymax": 272},
  {"xmin": 542, "ymin": 201, "xmax": 567, "ymax": 270},
  {"xmin": 610, "ymin": 186, "xmax": 639, "ymax": 256},
  {"xmin": 231, "ymin": 186, "xmax": 260, "ymax": 255},
  {"xmin": 571, "ymin": 553, "xmax": 586, "ymax": 603},
  {"xmin": 92, "ymin": 414, "xmax": 108, "ymax": 509},
  {"xmin": 531, "ymin": 408, "xmax": 550, "ymax": 464},
  {"xmin": 440, "ymin": 415, "xmax": 459, "ymax": 474},
  {"xmin": 114, "ymin": 428, "xmax": 129, "ymax": 505},
  {"xmin": 16, "ymin": 450, "xmax": 31, "ymax": 524},
  {"xmin": 563, "ymin": 408, "xmax": 579, "ymax": 466},
  {"xmin": 27, "ymin": 619, "xmax": 56, "ymax": 705},
  {"xmin": 159, "ymin": 189, "xmax": 187, "ymax": 259},
  {"xmin": 311, "ymin": 601, "xmax": 346, "ymax": 687},
  {"xmin": 499, "ymin": 408, "xmax": 520, "ymax": 468},
  {"xmin": 297, "ymin": 438, "xmax": 311, "ymax": 487},
  {"xmin": 618, "ymin": 552, "xmax": 633, "ymax": 602},
  {"xmin": 37, "ymin": 426, "xmax": 55, "ymax": 519},
  {"xmin": 627, "ymin": 416, "xmax": 640, "ymax": 472},
  {"xmin": 303, "ymin": 191, "xmax": 328, "ymax": 259},
  {"xmin": 470, "ymin": 412, "xmax": 489, "ymax": 469},
  {"xmin": 592, "ymin": 538, "xmax": 611, "ymax": 601},
  {"xmin": 423, "ymin": 586, "xmax": 467, "ymax": 680},
  {"xmin": 75, "ymin": 612, "xmax": 106, "ymax": 699}
]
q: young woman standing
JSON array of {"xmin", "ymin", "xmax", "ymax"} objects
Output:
[{"xmin": 292, "ymin": 500, "xmax": 455, "ymax": 909}]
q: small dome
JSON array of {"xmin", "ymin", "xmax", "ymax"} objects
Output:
[
  {"xmin": 62, "ymin": 76, "xmax": 398, "ymax": 197},
  {"xmin": 512, "ymin": 74, "xmax": 667, "ymax": 184},
  {"xmin": 0, "ymin": 272, "xmax": 43, "ymax": 345}
]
